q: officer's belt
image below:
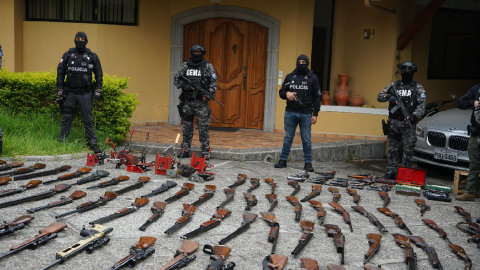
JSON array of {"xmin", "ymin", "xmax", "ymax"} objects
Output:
[{"xmin": 67, "ymin": 87, "xmax": 90, "ymax": 95}]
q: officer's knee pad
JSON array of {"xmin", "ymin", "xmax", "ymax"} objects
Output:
[{"xmin": 184, "ymin": 114, "xmax": 194, "ymax": 122}]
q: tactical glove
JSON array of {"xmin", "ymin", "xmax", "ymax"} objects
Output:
[
  {"xmin": 57, "ymin": 89, "xmax": 63, "ymax": 97},
  {"xmin": 387, "ymin": 95, "xmax": 397, "ymax": 104},
  {"xmin": 409, "ymin": 114, "xmax": 417, "ymax": 124},
  {"xmin": 182, "ymin": 84, "xmax": 191, "ymax": 91},
  {"xmin": 94, "ymin": 89, "xmax": 101, "ymax": 99}
]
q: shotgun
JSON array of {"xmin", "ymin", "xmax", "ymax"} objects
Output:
[
  {"xmin": 113, "ymin": 176, "xmax": 150, "ymax": 195},
  {"xmin": 265, "ymin": 193, "xmax": 278, "ymax": 212},
  {"xmin": 243, "ymin": 192, "xmax": 257, "ymax": 211},
  {"xmin": 27, "ymin": 190, "xmax": 87, "ymax": 213},
  {"xmin": 191, "ymin": 185, "xmax": 216, "ymax": 207},
  {"xmin": 55, "ymin": 191, "xmax": 118, "ymax": 219},
  {"xmin": 247, "ymin": 178, "xmax": 260, "ymax": 193},
  {"xmin": 164, "ymin": 204, "xmax": 197, "ymax": 235},
  {"xmin": 454, "ymin": 206, "xmax": 472, "ymax": 222},
  {"xmin": 42, "ymin": 167, "xmax": 92, "ymax": 185},
  {"xmin": 328, "ymin": 187, "xmax": 341, "ymax": 203},
  {"xmin": 89, "ymin": 198, "xmax": 150, "ymax": 225},
  {"xmin": 351, "ymin": 206, "xmax": 387, "ymax": 233},
  {"xmin": 260, "ymin": 211, "xmax": 280, "ymax": 254},
  {"xmin": 86, "ymin": 175, "xmax": 129, "ymax": 189},
  {"xmin": 392, "ymin": 233, "xmax": 417, "ymax": 270},
  {"xmin": 449, "ymin": 244, "xmax": 472, "ymax": 270},
  {"xmin": 165, "ymin": 183, "xmax": 195, "ymax": 203},
  {"xmin": 0, "ymin": 215, "xmax": 35, "ymax": 237},
  {"xmin": 377, "ymin": 208, "xmax": 412, "ymax": 235},
  {"xmin": 139, "ymin": 201, "xmax": 166, "ymax": 231},
  {"xmin": 227, "ymin": 173, "xmax": 247, "ymax": 188},
  {"xmin": 262, "ymin": 254, "xmax": 288, "ymax": 270},
  {"xmin": 346, "ymin": 189, "xmax": 360, "ymax": 205},
  {"xmin": 202, "ymin": 244, "xmax": 236, "ymax": 270},
  {"xmin": 288, "ymin": 180, "xmax": 300, "ymax": 196},
  {"xmin": 216, "ymin": 188, "xmax": 235, "ymax": 210},
  {"xmin": 309, "ymin": 200, "xmax": 325, "ymax": 225},
  {"xmin": 300, "ymin": 185, "xmax": 322, "ymax": 202},
  {"xmin": 406, "ymin": 235, "xmax": 443, "ymax": 269},
  {"xmin": 0, "ymin": 180, "xmax": 42, "ymax": 198},
  {"xmin": 414, "ymin": 199, "xmax": 430, "ymax": 216},
  {"xmin": 264, "ymin": 178, "xmax": 276, "ymax": 194},
  {"xmin": 364, "ymin": 233, "xmax": 382, "ymax": 264},
  {"xmin": 219, "ymin": 213, "xmax": 258, "ymax": 245},
  {"xmin": 181, "ymin": 209, "xmax": 231, "ymax": 239},
  {"xmin": 109, "ymin": 236, "xmax": 156, "ymax": 270},
  {"xmin": 378, "ymin": 191, "xmax": 390, "ymax": 208},
  {"xmin": 159, "ymin": 240, "xmax": 199, "ymax": 270},
  {"xmin": 291, "ymin": 220, "xmax": 314, "ymax": 257},
  {"xmin": 329, "ymin": 203, "xmax": 353, "ymax": 232},
  {"xmin": 0, "ymin": 161, "xmax": 24, "ymax": 172},
  {"xmin": 0, "ymin": 183, "xmax": 71, "ymax": 209},
  {"xmin": 324, "ymin": 224, "xmax": 345, "ymax": 264},
  {"xmin": 286, "ymin": 196, "xmax": 302, "ymax": 222},
  {"xmin": 14, "ymin": 165, "xmax": 71, "ymax": 181},
  {"xmin": 422, "ymin": 219, "xmax": 452, "ymax": 244},
  {"xmin": 141, "ymin": 180, "xmax": 177, "ymax": 198},
  {"xmin": 0, "ymin": 163, "xmax": 45, "ymax": 177}
]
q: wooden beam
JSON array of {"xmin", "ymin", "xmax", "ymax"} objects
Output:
[{"xmin": 397, "ymin": 0, "xmax": 447, "ymax": 51}]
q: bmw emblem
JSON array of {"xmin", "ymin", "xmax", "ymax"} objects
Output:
[{"xmin": 450, "ymin": 127, "xmax": 456, "ymax": 130}]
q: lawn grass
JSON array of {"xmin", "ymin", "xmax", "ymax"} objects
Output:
[{"xmin": 1, "ymin": 108, "xmax": 108, "ymax": 157}]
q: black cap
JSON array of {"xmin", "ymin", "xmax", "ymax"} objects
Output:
[{"xmin": 297, "ymin": 54, "xmax": 309, "ymax": 66}]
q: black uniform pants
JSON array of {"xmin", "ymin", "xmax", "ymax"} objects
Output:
[{"xmin": 58, "ymin": 92, "xmax": 97, "ymax": 145}]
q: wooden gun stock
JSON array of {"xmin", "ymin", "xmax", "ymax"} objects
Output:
[
  {"xmin": 300, "ymin": 258, "xmax": 319, "ymax": 270},
  {"xmin": 454, "ymin": 206, "xmax": 472, "ymax": 222},
  {"xmin": 264, "ymin": 178, "xmax": 276, "ymax": 194}
]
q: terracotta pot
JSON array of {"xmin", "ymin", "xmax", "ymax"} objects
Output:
[
  {"xmin": 335, "ymin": 88, "xmax": 350, "ymax": 106},
  {"xmin": 322, "ymin": 91, "xmax": 330, "ymax": 105},
  {"xmin": 337, "ymin": 74, "xmax": 350, "ymax": 89},
  {"xmin": 349, "ymin": 95, "xmax": 364, "ymax": 107}
]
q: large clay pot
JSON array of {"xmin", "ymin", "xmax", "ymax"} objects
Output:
[
  {"xmin": 337, "ymin": 74, "xmax": 350, "ymax": 89},
  {"xmin": 322, "ymin": 91, "xmax": 330, "ymax": 105},
  {"xmin": 349, "ymin": 95, "xmax": 364, "ymax": 107},
  {"xmin": 335, "ymin": 88, "xmax": 350, "ymax": 106}
]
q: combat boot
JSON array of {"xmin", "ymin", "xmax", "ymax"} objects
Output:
[
  {"xmin": 304, "ymin": 163, "xmax": 314, "ymax": 172},
  {"xmin": 274, "ymin": 160, "xmax": 287, "ymax": 168},
  {"xmin": 89, "ymin": 143, "xmax": 101, "ymax": 154},
  {"xmin": 382, "ymin": 173, "xmax": 396, "ymax": 180},
  {"xmin": 202, "ymin": 152, "xmax": 210, "ymax": 160},
  {"xmin": 178, "ymin": 151, "xmax": 190, "ymax": 159},
  {"xmin": 455, "ymin": 192, "xmax": 475, "ymax": 201}
]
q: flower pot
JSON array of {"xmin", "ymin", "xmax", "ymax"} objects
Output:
[
  {"xmin": 322, "ymin": 91, "xmax": 330, "ymax": 105},
  {"xmin": 349, "ymin": 95, "xmax": 364, "ymax": 107},
  {"xmin": 337, "ymin": 74, "xmax": 350, "ymax": 89},
  {"xmin": 335, "ymin": 88, "xmax": 350, "ymax": 106}
]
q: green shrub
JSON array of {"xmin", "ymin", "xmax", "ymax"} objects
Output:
[{"xmin": 0, "ymin": 69, "xmax": 139, "ymax": 143}]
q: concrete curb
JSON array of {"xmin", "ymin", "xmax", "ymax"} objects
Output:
[{"xmin": 1, "ymin": 152, "xmax": 88, "ymax": 161}]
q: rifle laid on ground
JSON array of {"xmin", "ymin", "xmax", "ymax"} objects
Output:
[
  {"xmin": 203, "ymin": 244, "xmax": 236, "ymax": 270},
  {"xmin": 295, "ymin": 258, "xmax": 319, "ymax": 270},
  {"xmin": 377, "ymin": 208, "xmax": 412, "ymax": 235},
  {"xmin": 406, "ymin": 235, "xmax": 443, "ymax": 269},
  {"xmin": 90, "ymin": 198, "xmax": 150, "ymax": 225},
  {"xmin": 351, "ymin": 206, "xmax": 387, "ymax": 233},
  {"xmin": 265, "ymin": 193, "xmax": 278, "ymax": 212},
  {"xmin": 264, "ymin": 178, "xmax": 276, "ymax": 194},
  {"xmin": 0, "ymin": 162, "xmax": 45, "ymax": 177},
  {"xmin": 113, "ymin": 176, "xmax": 150, "ymax": 195},
  {"xmin": 191, "ymin": 185, "xmax": 216, "ymax": 207},
  {"xmin": 217, "ymin": 188, "xmax": 235, "ymax": 210},
  {"xmin": 0, "ymin": 222, "xmax": 67, "ymax": 260},
  {"xmin": 0, "ymin": 180, "xmax": 42, "ymax": 198},
  {"xmin": 42, "ymin": 167, "xmax": 92, "ymax": 185},
  {"xmin": 414, "ymin": 199, "xmax": 430, "ymax": 216},
  {"xmin": 109, "ymin": 236, "xmax": 156, "ymax": 270},
  {"xmin": 392, "ymin": 234, "xmax": 417, "ymax": 270},
  {"xmin": 327, "ymin": 265, "xmax": 345, "ymax": 270},
  {"xmin": 86, "ymin": 175, "xmax": 129, "ymax": 189},
  {"xmin": 165, "ymin": 183, "xmax": 195, "ymax": 203},
  {"xmin": 0, "ymin": 161, "xmax": 24, "ymax": 172},
  {"xmin": 364, "ymin": 233, "xmax": 382, "ymax": 265},
  {"xmin": 324, "ymin": 224, "xmax": 345, "ymax": 264},
  {"xmin": 454, "ymin": 206, "xmax": 472, "ymax": 222},
  {"xmin": 288, "ymin": 181, "xmax": 300, "ymax": 196},
  {"xmin": 286, "ymin": 196, "xmax": 302, "ymax": 221},
  {"xmin": 141, "ymin": 180, "xmax": 177, "ymax": 198},
  {"xmin": 292, "ymin": 220, "xmax": 314, "ymax": 257},
  {"xmin": 346, "ymin": 189, "xmax": 360, "ymax": 205},
  {"xmin": 139, "ymin": 201, "xmax": 166, "ymax": 231},
  {"xmin": 179, "ymin": 74, "xmax": 225, "ymax": 106},
  {"xmin": 219, "ymin": 213, "xmax": 258, "ymax": 245},
  {"xmin": 14, "ymin": 165, "xmax": 72, "ymax": 181},
  {"xmin": 228, "ymin": 173, "xmax": 247, "ymax": 188},
  {"xmin": 27, "ymin": 190, "xmax": 87, "ymax": 213},
  {"xmin": 55, "ymin": 191, "xmax": 118, "ymax": 219},
  {"xmin": 164, "ymin": 204, "xmax": 197, "ymax": 235},
  {"xmin": 159, "ymin": 240, "xmax": 199, "ymax": 270},
  {"xmin": 449, "ymin": 244, "xmax": 472, "ymax": 270},
  {"xmin": 0, "ymin": 215, "xmax": 35, "ymax": 237},
  {"xmin": 262, "ymin": 254, "xmax": 288, "ymax": 270},
  {"xmin": 300, "ymin": 185, "xmax": 322, "ymax": 202},
  {"xmin": 328, "ymin": 187, "xmax": 341, "ymax": 203},
  {"xmin": 0, "ymin": 176, "xmax": 12, "ymax": 185},
  {"xmin": 0, "ymin": 183, "xmax": 71, "ymax": 209},
  {"xmin": 456, "ymin": 222, "xmax": 480, "ymax": 248},
  {"xmin": 261, "ymin": 211, "xmax": 280, "ymax": 254},
  {"xmin": 422, "ymin": 219, "xmax": 452, "ymax": 244},
  {"xmin": 329, "ymin": 203, "xmax": 353, "ymax": 232},
  {"xmin": 378, "ymin": 192, "xmax": 390, "ymax": 208},
  {"xmin": 364, "ymin": 265, "xmax": 384, "ymax": 270},
  {"xmin": 309, "ymin": 200, "xmax": 325, "ymax": 225},
  {"xmin": 40, "ymin": 224, "xmax": 113, "ymax": 270},
  {"xmin": 247, "ymin": 178, "xmax": 260, "ymax": 192},
  {"xmin": 52, "ymin": 170, "xmax": 110, "ymax": 186},
  {"xmin": 181, "ymin": 208, "xmax": 231, "ymax": 239},
  {"xmin": 243, "ymin": 192, "xmax": 257, "ymax": 211}
]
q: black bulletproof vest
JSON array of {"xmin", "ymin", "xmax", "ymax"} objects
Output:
[
  {"xmin": 65, "ymin": 49, "xmax": 94, "ymax": 91},
  {"xmin": 388, "ymin": 80, "xmax": 418, "ymax": 119},
  {"xmin": 287, "ymin": 71, "xmax": 313, "ymax": 108}
]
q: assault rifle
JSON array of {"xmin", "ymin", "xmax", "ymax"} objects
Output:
[
  {"xmin": 456, "ymin": 222, "xmax": 480, "ymax": 248},
  {"xmin": 288, "ymin": 180, "xmax": 300, "ymax": 196},
  {"xmin": 309, "ymin": 200, "xmax": 325, "ymax": 225},
  {"xmin": 52, "ymin": 170, "xmax": 110, "ymax": 186},
  {"xmin": 0, "ymin": 176, "xmax": 12, "ymax": 185},
  {"xmin": 55, "ymin": 191, "xmax": 118, "ymax": 219},
  {"xmin": 324, "ymin": 224, "xmax": 345, "ymax": 264},
  {"xmin": 191, "ymin": 184, "xmax": 216, "ymax": 207},
  {"xmin": 328, "ymin": 187, "xmax": 341, "ymax": 203},
  {"xmin": 392, "ymin": 234, "xmax": 418, "ymax": 270},
  {"xmin": 262, "ymin": 254, "xmax": 288, "ymax": 270},
  {"xmin": 292, "ymin": 220, "xmax": 314, "ymax": 257},
  {"xmin": 0, "ymin": 180, "xmax": 42, "ymax": 198},
  {"xmin": 141, "ymin": 180, "xmax": 177, "ymax": 198},
  {"xmin": 377, "ymin": 208, "xmax": 412, "ymax": 235},
  {"xmin": 219, "ymin": 213, "xmax": 258, "ymax": 245},
  {"xmin": 40, "ymin": 224, "xmax": 113, "ymax": 270},
  {"xmin": 378, "ymin": 192, "xmax": 390, "ymax": 208},
  {"xmin": 414, "ymin": 199, "xmax": 430, "ymax": 216},
  {"xmin": 364, "ymin": 265, "xmax": 384, "ymax": 270},
  {"xmin": 164, "ymin": 204, "xmax": 197, "ymax": 235},
  {"xmin": 0, "ymin": 163, "xmax": 46, "ymax": 177},
  {"xmin": 390, "ymin": 83, "xmax": 413, "ymax": 131},
  {"xmin": 0, "ymin": 161, "xmax": 24, "ymax": 172},
  {"xmin": 260, "ymin": 211, "xmax": 280, "ymax": 254},
  {"xmin": 346, "ymin": 189, "xmax": 360, "ymax": 205},
  {"xmin": 90, "ymin": 198, "xmax": 150, "ymax": 225},
  {"xmin": 247, "ymin": 178, "xmax": 260, "ymax": 192},
  {"xmin": 0, "ymin": 222, "xmax": 67, "ymax": 260},
  {"xmin": 181, "ymin": 209, "xmax": 231, "ymax": 239},
  {"xmin": 454, "ymin": 206, "xmax": 472, "ymax": 222},
  {"xmin": 42, "ymin": 167, "xmax": 92, "ymax": 185},
  {"xmin": 113, "ymin": 176, "xmax": 150, "ymax": 195},
  {"xmin": 422, "ymin": 219, "xmax": 452, "ymax": 244},
  {"xmin": 0, "ymin": 183, "xmax": 71, "ymax": 209},
  {"xmin": 139, "ymin": 201, "xmax": 166, "ymax": 231},
  {"xmin": 217, "ymin": 188, "xmax": 235, "ymax": 210},
  {"xmin": 203, "ymin": 244, "xmax": 236, "ymax": 269},
  {"xmin": 449, "ymin": 244, "xmax": 472, "ymax": 270},
  {"xmin": 286, "ymin": 196, "xmax": 302, "ymax": 221},
  {"xmin": 0, "ymin": 215, "xmax": 35, "ymax": 237},
  {"xmin": 27, "ymin": 190, "xmax": 87, "ymax": 213},
  {"xmin": 243, "ymin": 192, "xmax": 257, "ymax": 211},
  {"xmin": 351, "ymin": 206, "xmax": 388, "ymax": 233},
  {"xmin": 329, "ymin": 203, "xmax": 353, "ymax": 232},
  {"xmin": 364, "ymin": 233, "xmax": 382, "ymax": 264},
  {"xmin": 300, "ymin": 185, "xmax": 322, "ymax": 202},
  {"xmin": 228, "ymin": 174, "xmax": 247, "ymax": 188},
  {"xmin": 165, "ymin": 182, "xmax": 195, "ymax": 203},
  {"xmin": 86, "ymin": 175, "xmax": 129, "ymax": 189},
  {"xmin": 264, "ymin": 178, "xmax": 276, "ymax": 194},
  {"xmin": 14, "ymin": 165, "xmax": 71, "ymax": 181},
  {"xmin": 406, "ymin": 236, "xmax": 443, "ymax": 269},
  {"xmin": 265, "ymin": 193, "xmax": 278, "ymax": 212},
  {"xmin": 179, "ymin": 75, "xmax": 225, "ymax": 106},
  {"xmin": 109, "ymin": 236, "xmax": 156, "ymax": 270},
  {"xmin": 159, "ymin": 240, "xmax": 199, "ymax": 270}
]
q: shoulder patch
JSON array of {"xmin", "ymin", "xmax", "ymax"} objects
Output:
[
  {"xmin": 420, "ymin": 93, "xmax": 426, "ymax": 98},
  {"xmin": 318, "ymin": 89, "xmax": 322, "ymax": 96},
  {"xmin": 382, "ymin": 89, "xmax": 387, "ymax": 93},
  {"xmin": 59, "ymin": 59, "xmax": 63, "ymax": 63},
  {"xmin": 212, "ymin": 72, "xmax": 217, "ymax": 79}
]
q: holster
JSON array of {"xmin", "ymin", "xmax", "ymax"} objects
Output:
[{"xmin": 382, "ymin": 119, "xmax": 390, "ymax": 136}]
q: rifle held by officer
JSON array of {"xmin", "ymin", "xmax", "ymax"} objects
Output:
[
  {"xmin": 390, "ymin": 84, "xmax": 413, "ymax": 131},
  {"xmin": 179, "ymin": 75, "xmax": 224, "ymax": 106}
]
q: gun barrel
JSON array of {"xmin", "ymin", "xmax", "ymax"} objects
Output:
[
  {"xmin": 56, "ymin": 200, "xmax": 106, "ymax": 219},
  {"xmin": 164, "ymin": 217, "xmax": 193, "ymax": 235},
  {"xmin": 181, "ymin": 220, "xmax": 220, "ymax": 239},
  {"xmin": 217, "ymin": 196, "xmax": 233, "ymax": 210},
  {"xmin": 219, "ymin": 222, "xmax": 251, "ymax": 245},
  {"xmin": 165, "ymin": 255, "xmax": 197, "ymax": 270},
  {"xmin": 0, "ymin": 191, "xmax": 54, "ymax": 209},
  {"xmin": 141, "ymin": 186, "xmax": 169, "ymax": 198},
  {"xmin": 291, "ymin": 233, "xmax": 313, "ymax": 257},
  {"xmin": 268, "ymin": 201, "xmax": 278, "ymax": 212},
  {"xmin": 40, "ymin": 259, "xmax": 62, "ymax": 270},
  {"xmin": 89, "ymin": 208, "xmax": 136, "ymax": 225},
  {"xmin": 27, "ymin": 200, "xmax": 71, "ymax": 213},
  {"xmin": 0, "ymin": 188, "xmax": 23, "ymax": 198},
  {"xmin": 191, "ymin": 194, "xmax": 213, "ymax": 207},
  {"xmin": 139, "ymin": 212, "xmax": 164, "ymax": 231}
]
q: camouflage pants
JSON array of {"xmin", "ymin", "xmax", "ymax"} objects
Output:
[
  {"xmin": 386, "ymin": 118, "xmax": 416, "ymax": 174},
  {"xmin": 180, "ymin": 100, "xmax": 211, "ymax": 153}
]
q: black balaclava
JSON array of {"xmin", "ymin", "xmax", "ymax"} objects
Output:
[
  {"xmin": 401, "ymin": 72, "xmax": 413, "ymax": 83},
  {"xmin": 296, "ymin": 54, "xmax": 309, "ymax": 74},
  {"xmin": 191, "ymin": 53, "xmax": 204, "ymax": 63},
  {"xmin": 74, "ymin": 31, "xmax": 88, "ymax": 53}
]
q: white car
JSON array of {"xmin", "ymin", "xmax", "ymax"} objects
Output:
[{"xmin": 414, "ymin": 108, "xmax": 471, "ymax": 171}]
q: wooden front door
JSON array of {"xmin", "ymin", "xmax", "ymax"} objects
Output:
[{"xmin": 183, "ymin": 18, "xmax": 268, "ymax": 129}]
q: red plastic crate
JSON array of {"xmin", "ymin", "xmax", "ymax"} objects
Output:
[{"xmin": 396, "ymin": 166, "xmax": 426, "ymax": 186}]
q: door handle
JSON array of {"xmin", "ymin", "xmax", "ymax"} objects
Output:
[{"xmin": 243, "ymin": 73, "xmax": 247, "ymax": 90}]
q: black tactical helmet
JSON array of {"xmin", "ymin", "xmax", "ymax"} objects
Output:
[
  {"xmin": 189, "ymin": 44, "xmax": 206, "ymax": 55},
  {"xmin": 399, "ymin": 61, "xmax": 417, "ymax": 73}
]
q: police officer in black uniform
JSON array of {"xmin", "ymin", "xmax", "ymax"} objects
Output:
[{"xmin": 57, "ymin": 31, "xmax": 103, "ymax": 153}]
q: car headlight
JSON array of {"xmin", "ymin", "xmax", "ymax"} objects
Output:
[{"xmin": 416, "ymin": 125, "xmax": 425, "ymax": 138}]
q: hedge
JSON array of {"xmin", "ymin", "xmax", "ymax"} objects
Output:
[{"xmin": 0, "ymin": 69, "xmax": 139, "ymax": 143}]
